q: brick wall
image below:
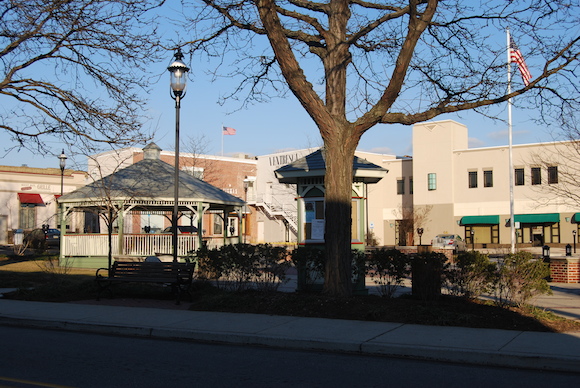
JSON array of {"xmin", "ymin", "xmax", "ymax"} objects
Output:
[{"xmin": 550, "ymin": 258, "xmax": 580, "ymax": 283}]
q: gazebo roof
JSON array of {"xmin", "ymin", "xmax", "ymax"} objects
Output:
[
  {"xmin": 59, "ymin": 143, "xmax": 244, "ymax": 210},
  {"xmin": 274, "ymin": 148, "xmax": 388, "ymax": 184}
]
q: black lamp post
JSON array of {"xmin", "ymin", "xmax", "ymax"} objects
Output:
[
  {"xmin": 168, "ymin": 48, "xmax": 189, "ymax": 263},
  {"xmin": 574, "ymin": 230, "xmax": 577, "ymax": 254},
  {"xmin": 57, "ymin": 149, "xmax": 67, "ymax": 235}
]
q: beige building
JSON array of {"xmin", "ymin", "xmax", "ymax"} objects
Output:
[
  {"xmin": 0, "ymin": 165, "xmax": 87, "ymax": 243},
  {"xmin": 251, "ymin": 148, "xmax": 412, "ymax": 246},
  {"xmin": 413, "ymin": 120, "xmax": 579, "ymax": 248}
]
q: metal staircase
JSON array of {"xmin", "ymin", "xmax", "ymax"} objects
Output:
[{"xmin": 252, "ymin": 195, "xmax": 298, "ymax": 233}]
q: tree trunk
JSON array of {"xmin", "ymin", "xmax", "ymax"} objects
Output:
[{"xmin": 322, "ymin": 135, "xmax": 357, "ymax": 297}]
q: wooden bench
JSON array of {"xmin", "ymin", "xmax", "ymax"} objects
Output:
[{"xmin": 96, "ymin": 261, "xmax": 195, "ymax": 304}]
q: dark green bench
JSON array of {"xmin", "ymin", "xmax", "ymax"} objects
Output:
[{"xmin": 96, "ymin": 261, "xmax": 195, "ymax": 304}]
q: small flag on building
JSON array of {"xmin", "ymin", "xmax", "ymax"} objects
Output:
[
  {"xmin": 222, "ymin": 126, "xmax": 237, "ymax": 135},
  {"xmin": 509, "ymin": 36, "xmax": 532, "ymax": 86}
]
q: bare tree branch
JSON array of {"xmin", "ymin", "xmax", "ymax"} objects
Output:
[{"xmin": 0, "ymin": 0, "xmax": 166, "ymax": 155}]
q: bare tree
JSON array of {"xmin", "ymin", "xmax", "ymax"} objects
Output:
[
  {"xmin": 182, "ymin": 1, "xmax": 580, "ymax": 296},
  {"xmin": 0, "ymin": 0, "xmax": 165, "ymax": 156},
  {"xmin": 72, "ymin": 151, "xmax": 152, "ymax": 270},
  {"xmin": 393, "ymin": 204, "xmax": 432, "ymax": 246},
  {"xmin": 181, "ymin": 134, "xmax": 220, "ymax": 183}
]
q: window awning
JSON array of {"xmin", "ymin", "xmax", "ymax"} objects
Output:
[
  {"xmin": 572, "ymin": 213, "xmax": 580, "ymax": 224},
  {"xmin": 514, "ymin": 213, "xmax": 560, "ymax": 224},
  {"xmin": 460, "ymin": 215, "xmax": 499, "ymax": 226},
  {"xmin": 18, "ymin": 193, "xmax": 44, "ymax": 205}
]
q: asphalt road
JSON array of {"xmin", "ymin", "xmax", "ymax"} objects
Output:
[{"xmin": 0, "ymin": 326, "xmax": 578, "ymax": 388}]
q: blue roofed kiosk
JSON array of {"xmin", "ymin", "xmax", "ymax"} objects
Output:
[{"xmin": 275, "ymin": 148, "xmax": 388, "ymax": 292}]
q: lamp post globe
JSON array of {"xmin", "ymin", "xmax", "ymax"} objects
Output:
[
  {"xmin": 168, "ymin": 48, "xmax": 189, "ymax": 99},
  {"xmin": 168, "ymin": 48, "xmax": 189, "ymax": 263}
]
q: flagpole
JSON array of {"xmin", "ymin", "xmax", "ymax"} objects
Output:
[
  {"xmin": 507, "ymin": 28, "xmax": 516, "ymax": 254},
  {"xmin": 221, "ymin": 123, "xmax": 224, "ymax": 156}
]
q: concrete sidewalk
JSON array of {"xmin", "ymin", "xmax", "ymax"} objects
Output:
[{"xmin": 1, "ymin": 298, "xmax": 580, "ymax": 373}]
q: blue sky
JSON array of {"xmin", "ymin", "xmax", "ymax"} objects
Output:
[
  {"xmin": 0, "ymin": 4, "xmax": 561, "ymax": 171},
  {"xmin": 0, "ymin": 76, "xmax": 553, "ymax": 171}
]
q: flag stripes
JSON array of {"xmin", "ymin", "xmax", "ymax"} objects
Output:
[
  {"xmin": 222, "ymin": 126, "xmax": 236, "ymax": 135},
  {"xmin": 509, "ymin": 36, "xmax": 532, "ymax": 86}
]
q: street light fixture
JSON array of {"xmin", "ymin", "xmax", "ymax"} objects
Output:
[
  {"xmin": 58, "ymin": 149, "xmax": 67, "ymax": 196},
  {"xmin": 57, "ymin": 148, "xmax": 67, "ymax": 233},
  {"xmin": 168, "ymin": 48, "xmax": 189, "ymax": 263},
  {"xmin": 574, "ymin": 229, "xmax": 577, "ymax": 254},
  {"xmin": 417, "ymin": 227, "xmax": 424, "ymax": 246}
]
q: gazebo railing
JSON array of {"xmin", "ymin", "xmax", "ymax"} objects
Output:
[{"xmin": 63, "ymin": 233, "xmax": 198, "ymax": 258}]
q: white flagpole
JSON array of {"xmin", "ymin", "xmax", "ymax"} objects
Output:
[
  {"xmin": 507, "ymin": 28, "xmax": 516, "ymax": 254},
  {"xmin": 221, "ymin": 123, "xmax": 224, "ymax": 156}
]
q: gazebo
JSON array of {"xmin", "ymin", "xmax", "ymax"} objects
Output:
[{"xmin": 57, "ymin": 143, "xmax": 245, "ymax": 268}]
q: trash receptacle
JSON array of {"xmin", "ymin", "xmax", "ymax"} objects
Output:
[{"xmin": 13, "ymin": 229, "xmax": 24, "ymax": 245}]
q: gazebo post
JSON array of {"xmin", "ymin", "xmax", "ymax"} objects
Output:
[
  {"xmin": 117, "ymin": 204, "xmax": 124, "ymax": 259},
  {"xmin": 197, "ymin": 201, "xmax": 204, "ymax": 250},
  {"xmin": 222, "ymin": 210, "xmax": 227, "ymax": 246},
  {"xmin": 59, "ymin": 202, "xmax": 66, "ymax": 264},
  {"xmin": 237, "ymin": 207, "xmax": 243, "ymax": 244}
]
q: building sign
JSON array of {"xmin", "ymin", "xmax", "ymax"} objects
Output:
[
  {"xmin": 21, "ymin": 184, "xmax": 52, "ymax": 192},
  {"xmin": 268, "ymin": 153, "xmax": 302, "ymax": 167}
]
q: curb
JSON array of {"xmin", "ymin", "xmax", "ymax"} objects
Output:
[{"xmin": 2, "ymin": 316, "xmax": 580, "ymax": 374}]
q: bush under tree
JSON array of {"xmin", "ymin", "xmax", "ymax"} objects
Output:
[
  {"xmin": 492, "ymin": 251, "xmax": 551, "ymax": 307},
  {"xmin": 366, "ymin": 248, "xmax": 411, "ymax": 298},
  {"xmin": 447, "ymin": 251, "xmax": 496, "ymax": 299}
]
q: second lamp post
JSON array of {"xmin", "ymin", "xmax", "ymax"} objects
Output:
[{"xmin": 168, "ymin": 48, "xmax": 190, "ymax": 263}]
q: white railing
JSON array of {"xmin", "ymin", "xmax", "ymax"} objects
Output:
[
  {"xmin": 63, "ymin": 234, "xmax": 198, "ymax": 258},
  {"xmin": 64, "ymin": 234, "xmax": 117, "ymax": 256}
]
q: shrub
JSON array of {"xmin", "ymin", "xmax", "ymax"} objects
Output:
[
  {"xmin": 366, "ymin": 248, "xmax": 411, "ymax": 298},
  {"xmin": 446, "ymin": 251, "xmax": 495, "ymax": 299},
  {"xmin": 218, "ymin": 244, "xmax": 257, "ymax": 292},
  {"xmin": 351, "ymin": 249, "xmax": 367, "ymax": 283},
  {"xmin": 492, "ymin": 251, "xmax": 551, "ymax": 307},
  {"xmin": 194, "ymin": 243, "xmax": 290, "ymax": 292},
  {"xmin": 290, "ymin": 246, "xmax": 325, "ymax": 289},
  {"xmin": 252, "ymin": 244, "xmax": 291, "ymax": 292},
  {"xmin": 291, "ymin": 247, "xmax": 367, "ymax": 291}
]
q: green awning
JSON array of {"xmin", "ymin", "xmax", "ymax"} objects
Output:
[
  {"xmin": 514, "ymin": 213, "xmax": 560, "ymax": 224},
  {"xmin": 572, "ymin": 213, "xmax": 580, "ymax": 224},
  {"xmin": 460, "ymin": 215, "xmax": 500, "ymax": 226}
]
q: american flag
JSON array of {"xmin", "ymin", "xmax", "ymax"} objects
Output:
[
  {"xmin": 222, "ymin": 126, "xmax": 236, "ymax": 135},
  {"xmin": 509, "ymin": 36, "xmax": 532, "ymax": 86}
]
